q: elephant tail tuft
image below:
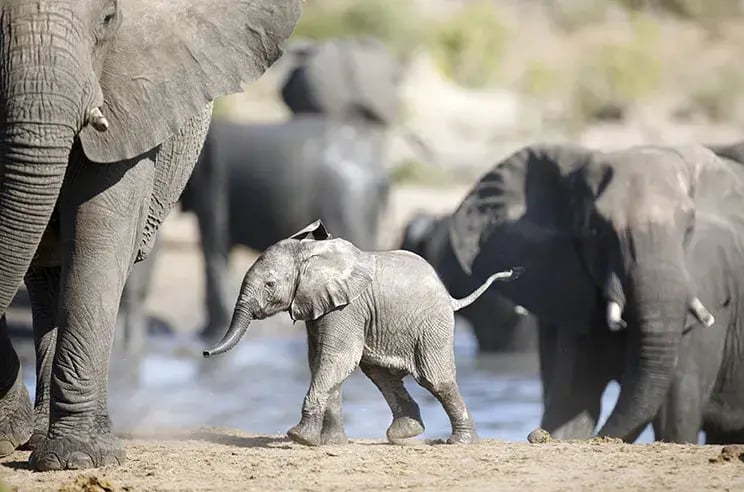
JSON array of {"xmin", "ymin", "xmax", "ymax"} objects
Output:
[{"xmin": 449, "ymin": 267, "xmax": 523, "ymax": 312}]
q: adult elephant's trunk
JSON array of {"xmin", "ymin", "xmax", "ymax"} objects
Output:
[
  {"xmin": 0, "ymin": 12, "xmax": 87, "ymax": 320},
  {"xmin": 597, "ymin": 262, "xmax": 688, "ymax": 441},
  {"xmin": 203, "ymin": 304, "xmax": 253, "ymax": 358}
]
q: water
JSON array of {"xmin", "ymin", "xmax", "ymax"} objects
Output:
[{"xmin": 20, "ymin": 322, "xmax": 655, "ymax": 443}]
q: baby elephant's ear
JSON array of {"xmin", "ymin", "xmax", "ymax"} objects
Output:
[
  {"xmin": 290, "ymin": 239, "xmax": 375, "ymax": 321},
  {"xmin": 289, "ymin": 220, "xmax": 332, "ymax": 241}
]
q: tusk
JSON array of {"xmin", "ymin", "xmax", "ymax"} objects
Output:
[
  {"xmin": 514, "ymin": 305, "xmax": 528, "ymax": 316},
  {"xmin": 88, "ymin": 107, "xmax": 109, "ymax": 132},
  {"xmin": 689, "ymin": 297, "xmax": 715, "ymax": 328},
  {"xmin": 606, "ymin": 301, "xmax": 627, "ymax": 331}
]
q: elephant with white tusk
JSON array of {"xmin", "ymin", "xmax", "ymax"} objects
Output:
[
  {"xmin": 449, "ymin": 142, "xmax": 744, "ymax": 444},
  {"xmin": 204, "ymin": 220, "xmax": 522, "ymax": 446}
]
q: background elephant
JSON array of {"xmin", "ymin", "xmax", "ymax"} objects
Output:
[
  {"xmin": 204, "ymin": 221, "xmax": 517, "ymax": 446},
  {"xmin": 448, "ymin": 142, "xmax": 744, "ymax": 443},
  {"xmin": 0, "ymin": 0, "xmax": 300, "ymax": 471},
  {"xmin": 281, "ymin": 37, "xmax": 401, "ymax": 126},
  {"xmin": 400, "ymin": 212, "xmax": 538, "ymax": 353}
]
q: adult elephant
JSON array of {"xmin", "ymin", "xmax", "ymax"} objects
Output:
[
  {"xmin": 449, "ymin": 143, "xmax": 744, "ymax": 443},
  {"xmin": 0, "ymin": 0, "xmax": 301, "ymax": 471},
  {"xmin": 400, "ymin": 212, "xmax": 538, "ymax": 352},
  {"xmin": 181, "ymin": 115, "xmax": 391, "ymax": 339}
]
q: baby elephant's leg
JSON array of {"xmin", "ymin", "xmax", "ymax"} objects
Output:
[
  {"xmin": 321, "ymin": 387, "xmax": 347, "ymax": 445},
  {"xmin": 360, "ymin": 363, "xmax": 424, "ymax": 442},
  {"xmin": 306, "ymin": 326, "xmax": 348, "ymax": 445},
  {"xmin": 416, "ymin": 346, "xmax": 478, "ymax": 444},
  {"xmin": 289, "ymin": 328, "xmax": 363, "ymax": 446}
]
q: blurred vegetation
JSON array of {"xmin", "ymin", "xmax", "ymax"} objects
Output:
[
  {"xmin": 616, "ymin": 0, "xmax": 744, "ymax": 19},
  {"xmin": 425, "ymin": 2, "xmax": 510, "ymax": 87},
  {"xmin": 691, "ymin": 66, "xmax": 744, "ymax": 122},
  {"xmin": 293, "ymin": 0, "xmax": 510, "ymax": 88},
  {"xmin": 292, "ymin": 0, "xmax": 422, "ymax": 59},
  {"xmin": 289, "ymin": 0, "xmax": 744, "ymax": 126},
  {"xmin": 570, "ymin": 14, "xmax": 662, "ymax": 123},
  {"xmin": 0, "ymin": 480, "xmax": 14, "ymax": 492},
  {"xmin": 391, "ymin": 159, "xmax": 462, "ymax": 187}
]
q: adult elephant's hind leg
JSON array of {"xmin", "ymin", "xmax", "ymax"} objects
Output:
[
  {"xmin": 0, "ymin": 315, "xmax": 33, "ymax": 457},
  {"xmin": 29, "ymin": 155, "xmax": 155, "ymax": 471},
  {"xmin": 360, "ymin": 363, "xmax": 424, "ymax": 443}
]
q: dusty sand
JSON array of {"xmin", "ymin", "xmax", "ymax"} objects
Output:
[{"xmin": 1, "ymin": 428, "xmax": 743, "ymax": 491}]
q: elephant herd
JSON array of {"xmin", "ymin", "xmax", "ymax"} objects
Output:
[{"xmin": 0, "ymin": 0, "xmax": 743, "ymax": 474}]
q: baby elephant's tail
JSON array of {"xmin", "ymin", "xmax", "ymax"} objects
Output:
[{"xmin": 450, "ymin": 267, "xmax": 523, "ymax": 312}]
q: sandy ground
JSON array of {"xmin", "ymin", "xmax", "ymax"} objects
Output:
[{"xmin": 1, "ymin": 428, "xmax": 743, "ymax": 491}]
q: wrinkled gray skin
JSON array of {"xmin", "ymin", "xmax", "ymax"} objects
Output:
[
  {"xmin": 179, "ymin": 116, "xmax": 391, "ymax": 339},
  {"xmin": 204, "ymin": 221, "xmax": 519, "ymax": 446},
  {"xmin": 0, "ymin": 0, "xmax": 301, "ymax": 471},
  {"xmin": 449, "ymin": 142, "xmax": 744, "ymax": 444},
  {"xmin": 401, "ymin": 213, "xmax": 538, "ymax": 352}
]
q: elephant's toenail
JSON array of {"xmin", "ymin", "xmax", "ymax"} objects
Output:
[
  {"xmin": 31, "ymin": 452, "xmax": 62, "ymax": 471},
  {"xmin": 67, "ymin": 452, "xmax": 95, "ymax": 470}
]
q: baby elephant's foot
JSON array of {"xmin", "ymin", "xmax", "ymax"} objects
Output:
[
  {"xmin": 288, "ymin": 421, "xmax": 323, "ymax": 447},
  {"xmin": 29, "ymin": 433, "xmax": 125, "ymax": 471},
  {"xmin": 386, "ymin": 417, "xmax": 425, "ymax": 444},
  {"xmin": 320, "ymin": 427, "xmax": 348, "ymax": 445},
  {"xmin": 447, "ymin": 429, "xmax": 479, "ymax": 445},
  {"xmin": 0, "ymin": 370, "xmax": 33, "ymax": 457}
]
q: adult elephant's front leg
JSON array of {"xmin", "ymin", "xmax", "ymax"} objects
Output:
[
  {"xmin": 29, "ymin": 155, "xmax": 155, "ymax": 471},
  {"xmin": 540, "ymin": 331, "xmax": 608, "ymax": 440}
]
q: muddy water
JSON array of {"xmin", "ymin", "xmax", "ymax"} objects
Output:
[{"xmin": 17, "ymin": 318, "xmax": 655, "ymax": 444}]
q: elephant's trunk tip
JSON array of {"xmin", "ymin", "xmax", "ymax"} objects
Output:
[{"xmin": 202, "ymin": 309, "xmax": 253, "ymax": 359}]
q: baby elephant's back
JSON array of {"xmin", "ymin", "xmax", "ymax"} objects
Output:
[{"xmin": 371, "ymin": 251, "xmax": 453, "ymax": 321}]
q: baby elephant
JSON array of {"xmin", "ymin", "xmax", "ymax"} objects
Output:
[{"xmin": 204, "ymin": 220, "xmax": 520, "ymax": 446}]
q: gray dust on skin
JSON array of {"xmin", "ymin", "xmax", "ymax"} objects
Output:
[{"xmin": 13, "ymin": 319, "xmax": 655, "ymax": 443}]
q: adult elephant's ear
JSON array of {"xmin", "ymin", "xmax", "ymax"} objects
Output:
[
  {"xmin": 290, "ymin": 239, "xmax": 375, "ymax": 321},
  {"xmin": 449, "ymin": 144, "xmax": 598, "ymax": 329},
  {"xmin": 79, "ymin": 0, "xmax": 302, "ymax": 163}
]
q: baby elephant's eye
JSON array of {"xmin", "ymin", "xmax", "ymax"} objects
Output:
[{"xmin": 265, "ymin": 280, "xmax": 276, "ymax": 289}]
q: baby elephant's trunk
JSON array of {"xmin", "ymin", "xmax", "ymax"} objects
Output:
[
  {"xmin": 450, "ymin": 267, "xmax": 523, "ymax": 312},
  {"xmin": 203, "ymin": 306, "xmax": 253, "ymax": 358}
]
